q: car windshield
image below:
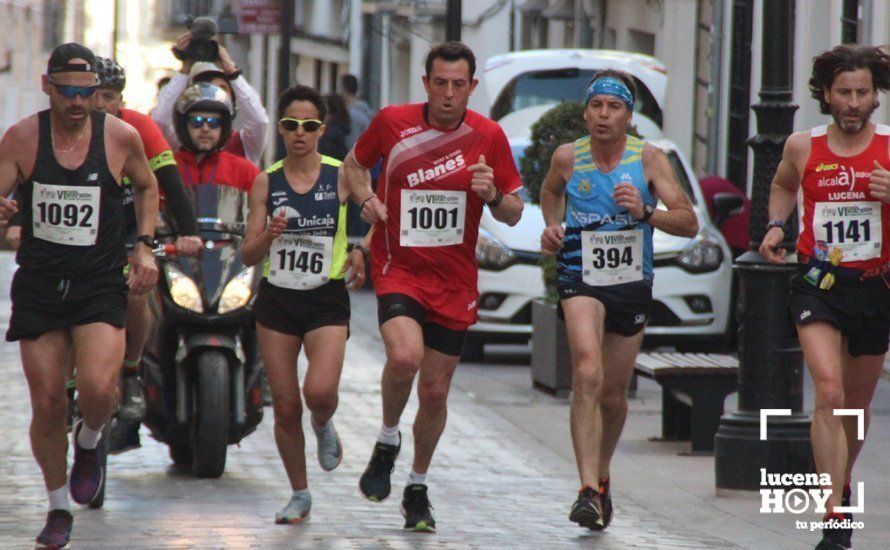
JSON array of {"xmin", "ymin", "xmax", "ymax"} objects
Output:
[
  {"xmin": 490, "ymin": 68, "xmax": 663, "ymax": 128},
  {"xmin": 664, "ymin": 150, "xmax": 697, "ymax": 205}
]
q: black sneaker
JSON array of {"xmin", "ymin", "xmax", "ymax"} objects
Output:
[
  {"xmin": 589, "ymin": 479, "xmax": 612, "ymax": 531},
  {"xmin": 569, "ymin": 486, "xmax": 602, "ymax": 530},
  {"xmin": 118, "ymin": 373, "xmax": 146, "ymax": 422},
  {"xmin": 69, "ymin": 421, "xmax": 105, "ymax": 505},
  {"xmin": 815, "ymin": 512, "xmax": 851, "ymax": 550},
  {"xmin": 358, "ymin": 435, "xmax": 400, "ymax": 502},
  {"xmin": 400, "ymin": 484, "xmax": 436, "ymax": 532},
  {"xmin": 35, "ymin": 509, "xmax": 73, "ymax": 549}
]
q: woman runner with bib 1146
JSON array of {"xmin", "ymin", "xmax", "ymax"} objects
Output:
[{"xmin": 241, "ymin": 85, "xmax": 370, "ymax": 524}]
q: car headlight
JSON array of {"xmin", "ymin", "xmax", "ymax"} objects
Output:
[
  {"xmin": 476, "ymin": 230, "xmax": 516, "ymax": 271},
  {"xmin": 676, "ymin": 228, "xmax": 724, "ymax": 273},
  {"xmin": 165, "ymin": 263, "xmax": 203, "ymax": 313},
  {"xmin": 218, "ymin": 266, "xmax": 255, "ymax": 314}
]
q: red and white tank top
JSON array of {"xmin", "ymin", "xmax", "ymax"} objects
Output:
[{"xmin": 797, "ymin": 124, "xmax": 890, "ymax": 270}]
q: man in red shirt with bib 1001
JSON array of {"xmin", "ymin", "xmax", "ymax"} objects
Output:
[{"xmin": 341, "ymin": 42, "xmax": 523, "ymax": 532}]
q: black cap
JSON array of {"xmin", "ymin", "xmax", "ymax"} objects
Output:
[{"xmin": 47, "ymin": 43, "xmax": 97, "ymax": 75}]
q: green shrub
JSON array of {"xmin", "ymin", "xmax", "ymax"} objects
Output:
[{"xmin": 519, "ymin": 101, "xmax": 588, "ymax": 205}]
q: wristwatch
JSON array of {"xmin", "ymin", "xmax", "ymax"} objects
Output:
[
  {"xmin": 354, "ymin": 245, "xmax": 370, "ymax": 258},
  {"xmin": 638, "ymin": 204, "xmax": 655, "ymax": 223},
  {"xmin": 765, "ymin": 219, "xmax": 786, "ymax": 231},
  {"xmin": 135, "ymin": 234, "xmax": 157, "ymax": 249},
  {"xmin": 486, "ymin": 189, "xmax": 504, "ymax": 209}
]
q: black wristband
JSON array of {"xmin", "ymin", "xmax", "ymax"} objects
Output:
[
  {"xmin": 486, "ymin": 189, "xmax": 504, "ymax": 208},
  {"xmin": 360, "ymin": 195, "xmax": 376, "ymax": 209},
  {"xmin": 225, "ymin": 69, "xmax": 242, "ymax": 81},
  {"xmin": 765, "ymin": 219, "xmax": 785, "ymax": 231},
  {"xmin": 135, "ymin": 234, "xmax": 157, "ymax": 249},
  {"xmin": 355, "ymin": 245, "xmax": 370, "ymax": 258}
]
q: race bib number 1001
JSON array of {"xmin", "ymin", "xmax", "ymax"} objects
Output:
[
  {"xmin": 400, "ymin": 189, "xmax": 467, "ymax": 247},
  {"xmin": 581, "ymin": 229, "xmax": 644, "ymax": 286},
  {"xmin": 32, "ymin": 182, "xmax": 100, "ymax": 246},
  {"xmin": 268, "ymin": 234, "xmax": 333, "ymax": 290}
]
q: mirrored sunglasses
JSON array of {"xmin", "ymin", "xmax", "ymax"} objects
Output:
[
  {"xmin": 279, "ymin": 117, "xmax": 322, "ymax": 132},
  {"xmin": 187, "ymin": 115, "xmax": 222, "ymax": 129},
  {"xmin": 52, "ymin": 83, "xmax": 97, "ymax": 99}
]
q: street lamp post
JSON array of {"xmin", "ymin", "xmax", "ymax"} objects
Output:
[
  {"xmin": 276, "ymin": 0, "xmax": 295, "ymax": 159},
  {"xmin": 446, "ymin": 0, "xmax": 461, "ymax": 42},
  {"xmin": 714, "ymin": 0, "xmax": 814, "ymax": 491}
]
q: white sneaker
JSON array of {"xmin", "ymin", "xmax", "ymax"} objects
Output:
[
  {"xmin": 275, "ymin": 491, "xmax": 312, "ymax": 524},
  {"xmin": 315, "ymin": 420, "xmax": 343, "ymax": 471}
]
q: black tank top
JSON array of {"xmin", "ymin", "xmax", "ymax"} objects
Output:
[{"xmin": 16, "ymin": 110, "xmax": 126, "ymax": 278}]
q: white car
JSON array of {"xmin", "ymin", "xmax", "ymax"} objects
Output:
[{"xmin": 465, "ymin": 50, "xmax": 735, "ymax": 359}]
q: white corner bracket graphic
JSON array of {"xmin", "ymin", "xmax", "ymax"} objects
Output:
[
  {"xmin": 836, "ymin": 482, "xmax": 865, "ymax": 514},
  {"xmin": 833, "ymin": 408, "xmax": 865, "ymax": 441},
  {"xmin": 760, "ymin": 409, "xmax": 792, "ymax": 440}
]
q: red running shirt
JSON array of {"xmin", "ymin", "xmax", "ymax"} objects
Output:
[
  {"xmin": 353, "ymin": 103, "xmax": 522, "ymax": 290},
  {"xmin": 798, "ymin": 124, "xmax": 890, "ymax": 270},
  {"xmin": 119, "ymin": 108, "xmax": 176, "ymax": 170}
]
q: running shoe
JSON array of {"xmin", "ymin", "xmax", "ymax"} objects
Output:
[
  {"xmin": 118, "ymin": 373, "xmax": 146, "ymax": 422},
  {"xmin": 315, "ymin": 420, "xmax": 343, "ymax": 471},
  {"xmin": 275, "ymin": 491, "xmax": 312, "ymax": 524},
  {"xmin": 358, "ymin": 434, "xmax": 400, "ymax": 502},
  {"xmin": 35, "ymin": 509, "xmax": 73, "ymax": 549},
  {"xmin": 400, "ymin": 484, "xmax": 436, "ymax": 532},
  {"xmin": 69, "ymin": 421, "xmax": 105, "ymax": 505},
  {"xmin": 589, "ymin": 479, "xmax": 612, "ymax": 530},
  {"xmin": 815, "ymin": 512, "xmax": 851, "ymax": 549},
  {"xmin": 569, "ymin": 486, "xmax": 602, "ymax": 530}
]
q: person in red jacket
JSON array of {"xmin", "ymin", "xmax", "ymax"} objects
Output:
[{"xmin": 172, "ymin": 83, "xmax": 259, "ymax": 194}]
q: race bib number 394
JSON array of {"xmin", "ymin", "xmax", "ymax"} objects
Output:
[
  {"xmin": 32, "ymin": 182, "xmax": 100, "ymax": 246},
  {"xmin": 812, "ymin": 201, "xmax": 882, "ymax": 262},
  {"xmin": 268, "ymin": 234, "xmax": 333, "ymax": 291},
  {"xmin": 400, "ymin": 189, "xmax": 466, "ymax": 247},
  {"xmin": 581, "ymin": 229, "xmax": 644, "ymax": 286}
]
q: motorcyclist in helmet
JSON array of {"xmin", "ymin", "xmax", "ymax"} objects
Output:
[{"xmin": 173, "ymin": 82, "xmax": 259, "ymax": 194}]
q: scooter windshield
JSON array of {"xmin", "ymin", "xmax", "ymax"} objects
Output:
[{"xmin": 188, "ymin": 183, "xmax": 248, "ymax": 235}]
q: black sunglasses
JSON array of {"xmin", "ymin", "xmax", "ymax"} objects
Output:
[
  {"xmin": 187, "ymin": 115, "xmax": 222, "ymax": 129},
  {"xmin": 279, "ymin": 117, "xmax": 323, "ymax": 132}
]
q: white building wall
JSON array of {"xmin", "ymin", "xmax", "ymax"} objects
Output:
[
  {"xmin": 0, "ymin": 0, "xmax": 48, "ymax": 133},
  {"xmin": 463, "ymin": 0, "xmax": 513, "ymax": 115}
]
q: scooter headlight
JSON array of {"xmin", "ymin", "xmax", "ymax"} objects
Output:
[
  {"xmin": 218, "ymin": 266, "xmax": 255, "ymax": 314},
  {"xmin": 164, "ymin": 263, "xmax": 203, "ymax": 313}
]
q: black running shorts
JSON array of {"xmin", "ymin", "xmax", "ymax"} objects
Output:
[
  {"xmin": 557, "ymin": 279, "xmax": 653, "ymax": 336},
  {"xmin": 377, "ymin": 293, "xmax": 467, "ymax": 356},
  {"xmin": 789, "ymin": 268, "xmax": 890, "ymax": 357},
  {"xmin": 254, "ymin": 278, "xmax": 350, "ymax": 337},
  {"xmin": 7, "ymin": 268, "xmax": 128, "ymax": 341}
]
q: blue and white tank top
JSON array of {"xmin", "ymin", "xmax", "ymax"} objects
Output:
[{"xmin": 557, "ymin": 135, "xmax": 656, "ymax": 286}]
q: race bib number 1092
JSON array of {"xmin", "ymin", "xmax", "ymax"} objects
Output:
[{"xmin": 32, "ymin": 182, "xmax": 100, "ymax": 246}]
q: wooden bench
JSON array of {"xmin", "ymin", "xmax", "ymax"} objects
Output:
[{"xmin": 634, "ymin": 352, "xmax": 738, "ymax": 454}]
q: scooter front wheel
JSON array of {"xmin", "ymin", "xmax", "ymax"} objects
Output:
[{"xmin": 191, "ymin": 350, "xmax": 230, "ymax": 478}]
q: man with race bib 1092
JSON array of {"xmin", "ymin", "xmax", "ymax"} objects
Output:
[
  {"xmin": 540, "ymin": 70, "xmax": 698, "ymax": 531},
  {"xmin": 340, "ymin": 41, "xmax": 523, "ymax": 532},
  {"xmin": 759, "ymin": 44, "xmax": 890, "ymax": 550},
  {"xmin": 0, "ymin": 43, "xmax": 159, "ymax": 549}
]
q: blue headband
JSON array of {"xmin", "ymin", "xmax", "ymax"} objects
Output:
[{"xmin": 584, "ymin": 77, "xmax": 634, "ymax": 110}]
